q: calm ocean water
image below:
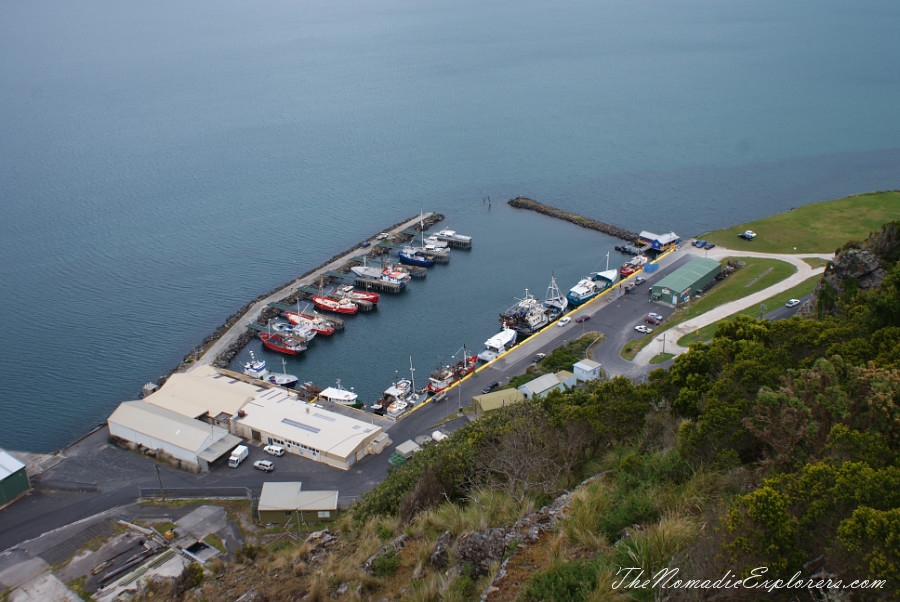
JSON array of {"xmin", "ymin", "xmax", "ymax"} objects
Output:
[{"xmin": 1, "ymin": 0, "xmax": 898, "ymax": 452}]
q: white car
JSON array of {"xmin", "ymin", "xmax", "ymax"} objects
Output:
[
  {"xmin": 253, "ymin": 460, "xmax": 275, "ymax": 472},
  {"xmin": 785, "ymin": 298, "xmax": 801, "ymax": 308},
  {"xmin": 634, "ymin": 325, "xmax": 653, "ymax": 334},
  {"xmin": 558, "ymin": 317, "xmax": 571, "ymax": 326},
  {"xmin": 264, "ymin": 445, "xmax": 285, "ymax": 457}
]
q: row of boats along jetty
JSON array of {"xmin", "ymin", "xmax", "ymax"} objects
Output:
[
  {"xmin": 241, "ymin": 226, "xmax": 478, "ymax": 419},
  {"xmin": 243, "ymin": 230, "xmax": 650, "ymax": 421}
]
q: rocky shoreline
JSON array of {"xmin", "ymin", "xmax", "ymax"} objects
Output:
[{"xmin": 507, "ymin": 196, "xmax": 639, "ymax": 242}]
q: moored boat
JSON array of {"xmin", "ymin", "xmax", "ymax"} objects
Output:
[
  {"xmin": 426, "ymin": 350, "xmax": 478, "ymax": 394},
  {"xmin": 334, "ymin": 285, "xmax": 379, "ymax": 304},
  {"xmin": 270, "ymin": 320, "xmax": 317, "ymax": 342},
  {"xmin": 283, "ymin": 308, "xmax": 337, "ymax": 336},
  {"xmin": 500, "ymin": 288, "xmax": 551, "ymax": 335},
  {"xmin": 398, "ymin": 246, "xmax": 436, "ymax": 267},
  {"xmin": 318, "ymin": 379, "xmax": 360, "ymax": 407},
  {"xmin": 566, "ymin": 277, "xmax": 603, "ymax": 307},
  {"xmin": 433, "ymin": 228, "xmax": 472, "ymax": 243},
  {"xmin": 311, "ymin": 294, "xmax": 359, "ymax": 315},
  {"xmin": 542, "ymin": 274, "xmax": 569, "ymax": 319},
  {"xmin": 259, "ymin": 331, "xmax": 307, "ymax": 355},
  {"xmin": 477, "ymin": 325, "xmax": 518, "ymax": 362},
  {"xmin": 619, "ymin": 255, "xmax": 648, "ymax": 277}
]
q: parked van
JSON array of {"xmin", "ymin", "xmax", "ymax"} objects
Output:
[{"xmin": 228, "ymin": 445, "xmax": 249, "ymax": 468}]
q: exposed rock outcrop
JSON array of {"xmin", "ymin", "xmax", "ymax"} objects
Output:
[{"xmin": 811, "ymin": 221, "xmax": 899, "ymax": 314}]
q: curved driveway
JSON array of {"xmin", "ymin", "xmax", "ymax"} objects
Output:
[{"xmin": 631, "ymin": 245, "xmax": 833, "ymax": 365}]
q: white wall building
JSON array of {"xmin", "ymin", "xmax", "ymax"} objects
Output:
[
  {"xmin": 108, "ymin": 400, "xmax": 241, "ymax": 472},
  {"xmin": 573, "ymin": 359, "xmax": 603, "ymax": 382}
]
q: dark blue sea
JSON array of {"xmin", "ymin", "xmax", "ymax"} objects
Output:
[{"xmin": 1, "ymin": 0, "xmax": 898, "ymax": 452}]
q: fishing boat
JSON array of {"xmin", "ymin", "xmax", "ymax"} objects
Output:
[
  {"xmin": 426, "ymin": 349, "xmax": 478, "ymax": 394},
  {"xmin": 351, "ymin": 258, "xmax": 411, "ymax": 288},
  {"xmin": 423, "ymin": 235, "xmax": 449, "ymax": 248},
  {"xmin": 589, "ymin": 252, "xmax": 620, "ymax": 291},
  {"xmin": 283, "ymin": 304, "xmax": 337, "ymax": 336},
  {"xmin": 243, "ymin": 352, "xmax": 300, "ymax": 388},
  {"xmin": 373, "ymin": 358, "xmax": 420, "ymax": 416},
  {"xmin": 259, "ymin": 331, "xmax": 307, "ymax": 355},
  {"xmin": 310, "ymin": 293, "xmax": 359, "ymax": 315},
  {"xmin": 398, "ymin": 246, "xmax": 436, "ymax": 267},
  {"xmin": 619, "ymin": 255, "xmax": 648, "ymax": 277},
  {"xmin": 242, "ymin": 351, "xmax": 269, "ymax": 379},
  {"xmin": 542, "ymin": 274, "xmax": 569, "ymax": 319},
  {"xmin": 477, "ymin": 325, "xmax": 518, "ymax": 362},
  {"xmin": 566, "ymin": 278, "xmax": 603, "ymax": 307},
  {"xmin": 270, "ymin": 320, "xmax": 317, "ymax": 342},
  {"xmin": 500, "ymin": 289, "xmax": 551, "ymax": 335},
  {"xmin": 318, "ymin": 379, "xmax": 360, "ymax": 407},
  {"xmin": 334, "ymin": 285, "xmax": 379, "ymax": 304}
]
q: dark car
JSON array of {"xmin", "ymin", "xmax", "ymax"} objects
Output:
[
  {"xmin": 693, "ymin": 239, "xmax": 707, "ymax": 248},
  {"xmin": 634, "ymin": 277, "xmax": 646, "ymax": 285},
  {"xmin": 482, "ymin": 381, "xmax": 501, "ymax": 394},
  {"xmin": 575, "ymin": 314, "xmax": 590, "ymax": 323},
  {"xmin": 702, "ymin": 242, "xmax": 716, "ymax": 250},
  {"xmin": 623, "ymin": 282, "xmax": 636, "ymax": 293},
  {"xmin": 645, "ymin": 315, "xmax": 661, "ymax": 325}
]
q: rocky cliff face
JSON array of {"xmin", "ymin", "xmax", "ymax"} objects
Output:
[{"xmin": 811, "ymin": 221, "xmax": 899, "ymax": 314}]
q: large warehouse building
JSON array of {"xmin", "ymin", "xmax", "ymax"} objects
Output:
[
  {"xmin": 650, "ymin": 257, "xmax": 722, "ymax": 305},
  {"xmin": 108, "ymin": 365, "xmax": 389, "ymax": 472}
]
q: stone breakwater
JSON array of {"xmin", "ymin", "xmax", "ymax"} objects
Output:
[
  {"xmin": 507, "ymin": 197, "xmax": 639, "ymax": 242},
  {"xmin": 169, "ymin": 213, "xmax": 444, "ymax": 380}
]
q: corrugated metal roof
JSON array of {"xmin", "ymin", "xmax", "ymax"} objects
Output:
[
  {"xmin": 0, "ymin": 450, "xmax": 25, "ymax": 479},
  {"xmin": 653, "ymin": 257, "xmax": 721, "ymax": 294},
  {"xmin": 109, "ymin": 400, "xmax": 229, "ymax": 453},
  {"xmin": 258, "ymin": 483, "xmax": 339, "ymax": 511},
  {"xmin": 144, "ymin": 365, "xmax": 260, "ymax": 419}
]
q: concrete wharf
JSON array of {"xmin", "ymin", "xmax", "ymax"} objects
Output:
[
  {"xmin": 352, "ymin": 277, "xmax": 404, "ymax": 293},
  {"xmin": 433, "ymin": 236, "xmax": 471, "ymax": 250}
]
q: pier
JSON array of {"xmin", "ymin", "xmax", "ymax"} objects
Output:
[{"xmin": 508, "ymin": 196, "xmax": 639, "ymax": 243}]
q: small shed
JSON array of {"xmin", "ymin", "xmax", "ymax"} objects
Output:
[
  {"xmin": 258, "ymin": 482, "xmax": 339, "ymax": 524},
  {"xmin": 517, "ymin": 371, "xmax": 576, "ymax": 400},
  {"xmin": 395, "ymin": 440, "xmax": 422, "ymax": 459},
  {"xmin": 638, "ymin": 231, "xmax": 680, "ymax": 252},
  {"xmin": 573, "ymin": 359, "xmax": 602, "ymax": 382},
  {"xmin": 651, "ymin": 257, "xmax": 721, "ymax": 305},
  {"xmin": 472, "ymin": 388, "xmax": 526, "ymax": 417},
  {"xmin": 0, "ymin": 449, "xmax": 30, "ymax": 507}
]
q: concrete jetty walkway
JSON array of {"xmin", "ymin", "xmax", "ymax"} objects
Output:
[
  {"xmin": 633, "ymin": 245, "xmax": 834, "ymax": 365},
  {"xmin": 188, "ymin": 213, "xmax": 434, "ymax": 372}
]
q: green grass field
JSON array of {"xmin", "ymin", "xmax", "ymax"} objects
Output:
[{"xmin": 697, "ymin": 190, "xmax": 899, "ymax": 254}]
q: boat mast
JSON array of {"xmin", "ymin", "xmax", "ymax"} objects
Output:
[{"xmin": 409, "ymin": 355, "xmax": 416, "ymax": 392}]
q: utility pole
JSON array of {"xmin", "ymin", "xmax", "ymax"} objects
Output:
[{"xmin": 155, "ymin": 464, "xmax": 166, "ymax": 502}]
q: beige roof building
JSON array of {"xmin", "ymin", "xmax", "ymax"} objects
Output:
[
  {"xmin": 471, "ymin": 388, "xmax": 526, "ymax": 417},
  {"xmin": 144, "ymin": 365, "xmax": 263, "ymax": 425},
  {"xmin": 108, "ymin": 400, "xmax": 241, "ymax": 472},
  {"xmin": 232, "ymin": 387, "xmax": 389, "ymax": 470},
  {"xmin": 258, "ymin": 482, "xmax": 340, "ymax": 523}
]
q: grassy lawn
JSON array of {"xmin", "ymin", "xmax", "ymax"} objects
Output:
[
  {"xmin": 696, "ymin": 190, "xmax": 899, "ymax": 254},
  {"xmin": 621, "ymin": 258, "xmax": 798, "ymax": 359}
]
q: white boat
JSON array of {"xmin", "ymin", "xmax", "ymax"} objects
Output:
[
  {"xmin": 568, "ymin": 253, "xmax": 618, "ymax": 306},
  {"xmin": 243, "ymin": 352, "xmax": 299, "ymax": 388},
  {"xmin": 350, "ymin": 258, "xmax": 382, "ymax": 280},
  {"xmin": 351, "ymin": 258, "xmax": 411, "ymax": 287},
  {"xmin": 423, "ymin": 235, "xmax": 449, "ymax": 248},
  {"xmin": 318, "ymin": 379, "xmax": 359, "ymax": 406},
  {"xmin": 478, "ymin": 325, "xmax": 518, "ymax": 362},
  {"xmin": 433, "ymin": 228, "xmax": 472, "ymax": 243},
  {"xmin": 542, "ymin": 274, "xmax": 569, "ymax": 318},
  {"xmin": 270, "ymin": 321, "xmax": 317, "ymax": 342},
  {"xmin": 386, "ymin": 399, "xmax": 409, "ymax": 418}
]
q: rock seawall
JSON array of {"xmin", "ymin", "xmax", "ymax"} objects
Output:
[{"xmin": 507, "ymin": 197, "xmax": 639, "ymax": 242}]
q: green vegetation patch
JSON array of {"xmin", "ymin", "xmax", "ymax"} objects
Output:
[{"xmin": 699, "ymin": 190, "xmax": 899, "ymax": 254}]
